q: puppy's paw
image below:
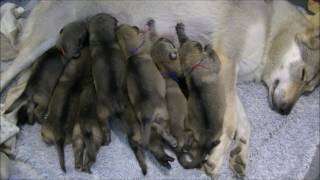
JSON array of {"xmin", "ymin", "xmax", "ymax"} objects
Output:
[
  {"xmin": 74, "ymin": 162, "xmax": 82, "ymax": 171},
  {"xmin": 81, "ymin": 166, "xmax": 92, "ymax": 174},
  {"xmin": 229, "ymin": 147, "xmax": 247, "ymax": 177},
  {"xmin": 157, "ymin": 154, "xmax": 174, "ymax": 169},
  {"xmin": 102, "ymin": 132, "xmax": 111, "ymax": 145}
]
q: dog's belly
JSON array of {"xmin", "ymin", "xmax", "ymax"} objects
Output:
[
  {"xmin": 237, "ymin": 22, "xmax": 266, "ymax": 81},
  {"xmin": 21, "ymin": 1, "xmax": 225, "ymax": 46}
]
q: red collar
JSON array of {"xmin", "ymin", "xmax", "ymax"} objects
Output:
[{"xmin": 188, "ymin": 58, "xmax": 209, "ymax": 74}]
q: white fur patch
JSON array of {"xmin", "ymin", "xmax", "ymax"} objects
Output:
[
  {"xmin": 272, "ymin": 42, "xmax": 302, "ymax": 85},
  {"xmin": 238, "ymin": 22, "xmax": 266, "ymax": 81}
]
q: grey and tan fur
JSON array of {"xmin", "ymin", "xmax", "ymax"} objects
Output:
[
  {"xmin": 151, "ymin": 37, "xmax": 187, "ymax": 148},
  {"xmin": 1, "ymin": 0, "xmax": 319, "ymax": 177},
  {"xmin": 2, "ymin": 1, "xmax": 318, "ymax": 115},
  {"xmin": 88, "ymin": 13, "xmax": 124, "ymax": 145},
  {"xmin": 4, "ymin": 48, "xmax": 65, "ymax": 125},
  {"xmin": 41, "ymin": 39, "xmax": 91, "ymax": 173},
  {"xmin": 4, "ymin": 22, "xmax": 88, "ymax": 125},
  {"xmin": 116, "ymin": 24, "xmax": 177, "ymax": 170},
  {"xmin": 72, "ymin": 79, "xmax": 105, "ymax": 173},
  {"xmin": 116, "ymin": 24, "xmax": 177, "ymax": 149},
  {"xmin": 175, "ymin": 23, "xmax": 225, "ymax": 169},
  {"xmin": 148, "ymin": 19, "xmax": 188, "ymax": 154}
]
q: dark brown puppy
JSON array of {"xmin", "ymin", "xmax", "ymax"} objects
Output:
[
  {"xmin": 72, "ymin": 79, "xmax": 105, "ymax": 173},
  {"xmin": 176, "ymin": 23, "xmax": 225, "ymax": 169},
  {"xmin": 4, "ymin": 21, "xmax": 89, "ymax": 125},
  {"xmin": 40, "ymin": 24, "xmax": 90, "ymax": 173},
  {"xmin": 88, "ymin": 13, "xmax": 124, "ymax": 145}
]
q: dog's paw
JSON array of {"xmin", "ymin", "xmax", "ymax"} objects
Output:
[
  {"xmin": 202, "ymin": 162, "xmax": 218, "ymax": 178},
  {"xmin": 229, "ymin": 147, "xmax": 247, "ymax": 177}
]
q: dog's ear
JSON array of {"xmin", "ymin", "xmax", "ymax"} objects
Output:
[
  {"xmin": 205, "ymin": 45, "xmax": 221, "ymax": 73},
  {"xmin": 132, "ymin": 26, "xmax": 140, "ymax": 34},
  {"xmin": 295, "ymin": 28, "xmax": 320, "ymax": 49}
]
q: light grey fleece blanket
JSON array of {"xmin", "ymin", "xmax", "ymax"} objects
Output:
[{"xmin": 8, "ymin": 83, "xmax": 319, "ymax": 180}]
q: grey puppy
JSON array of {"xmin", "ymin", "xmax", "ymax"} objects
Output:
[
  {"xmin": 41, "ymin": 24, "xmax": 90, "ymax": 173},
  {"xmin": 116, "ymin": 24, "xmax": 177, "ymax": 149},
  {"xmin": 72, "ymin": 78, "xmax": 105, "ymax": 173},
  {"xmin": 151, "ymin": 37, "xmax": 188, "ymax": 154},
  {"xmin": 116, "ymin": 24, "xmax": 178, "ymax": 171},
  {"xmin": 176, "ymin": 23, "xmax": 225, "ymax": 169},
  {"xmin": 88, "ymin": 13, "xmax": 125, "ymax": 144},
  {"xmin": 147, "ymin": 19, "xmax": 189, "ymax": 167},
  {"xmin": 5, "ymin": 21, "xmax": 89, "ymax": 125}
]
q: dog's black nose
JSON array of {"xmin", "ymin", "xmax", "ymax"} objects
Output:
[{"xmin": 277, "ymin": 103, "xmax": 293, "ymax": 115}]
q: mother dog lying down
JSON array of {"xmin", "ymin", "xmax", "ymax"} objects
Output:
[
  {"xmin": 1, "ymin": 0, "xmax": 319, "ymax": 114},
  {"xmin": 1, "ymin": 0, "xmax": 319, "ymax": 176}
]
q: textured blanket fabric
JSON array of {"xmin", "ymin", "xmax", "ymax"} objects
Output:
[{"xmin": 9, "ymin": 83, "xmax": 319, "ymax": 179}]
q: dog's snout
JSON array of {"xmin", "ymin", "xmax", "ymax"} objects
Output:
[
  {"xmin": 272, "ymin": 89, "xmax": 294, "ymax": 115},
  {"xmin": 278, "ymin": 102, "xmax": 293, "ymax": 115}
]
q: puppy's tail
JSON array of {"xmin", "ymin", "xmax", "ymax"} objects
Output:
[
  {"xmin": 4, "ymin": 93, "xmax": 27, "ymax": 114},
  {"xmin": 128, "ymin": 138, "xmax": 147, "ymax": 175},
  {"xmin": 56, "ymin": 138, "xmax": 66, "ymax": 173}
]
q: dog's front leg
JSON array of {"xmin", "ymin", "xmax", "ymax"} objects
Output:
[
  {"xmin": 229, "ymin": 95, "xmax": 250, "ymax": 177},
  {"xmin": 203, "ymin": 97, "xmax": 237, "ymax": 177}
]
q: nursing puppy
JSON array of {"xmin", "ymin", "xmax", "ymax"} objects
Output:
[
  {"xmin": 40, "ymin": 23, "xmax": 89, "ymax": 172},
  {"xmin": 72, "ymin": 80, "xmax": 105, "ymax": 173},
  {"xmin": 4, "ymin": 48, "xmax": 65, "ymax": 125},
  {"xmin": 151, "ymin": 37, "xmax": 187, "ymax": 153},
  {"xmin": 176, "ymin": 23, "xmax": 225, "ymax": 169},
  {"xmin": 4, "ymin": 21, "xmax": 89, "ymax": 125},
  {"xmin": 116, "ymin": 24, "xmax": 177, "ymax": 148},
  {"xmin": 88, "ymin": 13, "xmax": 124, "ymax": 144}
]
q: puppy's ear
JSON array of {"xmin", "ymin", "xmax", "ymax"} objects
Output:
[
  {"xmin": 132, "ymin": 26, "xmax": 140, "ymax": 34},
  {"xmin": 204, "ymin": 44, "xmax": 212, "ymax": 52},
  {"xmin": 113, "ymin": 17, "xmax": 119, "ymax": 25},
  {"xmin": 204, "ymin": 140, "xmax": 220, "ymax": 153},
  {"xmin": 59, "ymin": 28, "xmax": 64, "ymax": 34},
  {"xmin": 194, "ymin": 42, "xmax": 203, "ymax": 52}
]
